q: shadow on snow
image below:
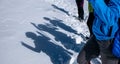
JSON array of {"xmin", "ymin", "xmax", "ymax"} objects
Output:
[
  {"xmin": 21, "ymin": 32, "xmax": 71, "ymax": 64},
  {"xmin": 21, "ymin": 17, "xmax": 85, "ymax": 64},
  {"xmin": 51, "ymin": 4, "xmax": 70, "ymax": 16}
]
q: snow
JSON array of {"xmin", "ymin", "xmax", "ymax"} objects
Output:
[{"xmin": 0, "ymin": 0, "xmax": 100, "ymax": 64}]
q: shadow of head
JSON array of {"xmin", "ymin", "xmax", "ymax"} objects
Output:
[
  {"xmin": 43, "ymin": 17, "xmax": 51, "ymax": 21},
  {"xmin": 26, "ymin": 32, "xmax": 37, "ymax": 40}
]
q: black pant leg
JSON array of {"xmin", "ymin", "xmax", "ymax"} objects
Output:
[
  {"xmin": 75, "ymin": 0, "xmax": 84, "ymax": 20},
  {"xmin": 87, "ymin": 12, "xmax": 94, "ymax": 37},
  {"xmin": 78, "ymin": 7, "xmax": 84, "ymax": 19},
  {"xmin": 97, "ymin": 39, "xmax": 119, "ymax": 64},
  {"xmin": 77, "ymin": 36, "xmax": 100, "ymax": 64}
]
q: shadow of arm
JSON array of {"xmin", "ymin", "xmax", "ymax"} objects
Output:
[{"xmin": 21, "ymin": 41, "xmax": 41, "ymax": 53}]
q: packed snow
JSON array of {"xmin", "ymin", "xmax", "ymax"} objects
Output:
[{"xmin": 0, "ymin": 0, "xmax": 101, "ymax": 64}]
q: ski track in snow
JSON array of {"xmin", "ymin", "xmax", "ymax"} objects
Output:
[{"xmin": 0, "ymin": 0, "xmax": 101, "ymax": 64}]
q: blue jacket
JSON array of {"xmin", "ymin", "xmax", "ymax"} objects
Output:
[
  {"xmin": 113, "ymin": 18, "xmax": 120, "ymax": 58},
  {"xmin": 112, "ymin": 26, "xmax": 120, "ymax": 58},
  {"xmin": 88, "ymin": 0, "xmax": 120, "ymax": 40}
]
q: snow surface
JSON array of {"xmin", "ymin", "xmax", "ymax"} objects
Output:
[{"xmin": 0, "ymin": 0, "xmax": 101, "ymax": 64}]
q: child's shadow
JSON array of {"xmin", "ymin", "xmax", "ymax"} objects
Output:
[{"xmin": 21, "ymin": 32, "xmax": 72, "ymax": 64}]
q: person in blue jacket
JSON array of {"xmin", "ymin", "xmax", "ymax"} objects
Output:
[
  {"xmin": 87, "ymin": 0, "xmax": 110, "ymax": 37},
  {"xmin": 113, "ymin": 18, "xmax": 120, "ymax": 62},
  {"xmin": 77, "ymin": 0, "xmax": 120, "ymax": 64}
]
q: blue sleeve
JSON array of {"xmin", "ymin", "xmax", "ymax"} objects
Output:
[{"xmin": 88, "ymin": 0, "xmax": 120, "ymax": 26}]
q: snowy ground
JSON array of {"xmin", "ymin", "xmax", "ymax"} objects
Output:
[{"xmin": 0, "ymin": 0, "xmax": 100, "ymax": 64}]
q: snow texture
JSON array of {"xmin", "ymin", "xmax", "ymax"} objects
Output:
[{"xmin": 0, "ymin": 0, "xmax": 101, "ymax": 64}]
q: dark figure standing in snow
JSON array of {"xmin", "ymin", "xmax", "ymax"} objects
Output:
[
  {"xmin": 75, "ymin": 0, "xmax": 84, "ymax": 21},
  {"xmin": 77, "ymin": 0, "xmax": 120, "ymax": 64}
]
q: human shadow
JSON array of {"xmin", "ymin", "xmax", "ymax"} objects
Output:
[
  {"xmin": 21, "ymin": 32, "xmax": 72, "ymax": 64},
  {"xmin": 31, "ymin": 22, "xmax": 82, "ymax": 52},
  {"xmin": 43, "ymin": 17, "xmax": 87, "ymax": 41},
  {"xmin": 43, "ymin": 17, "xmax": 78, "ymax": 35},
  {"xmin": 51, "ymin": 4, "xmax": 70, "ymax": 16}
]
